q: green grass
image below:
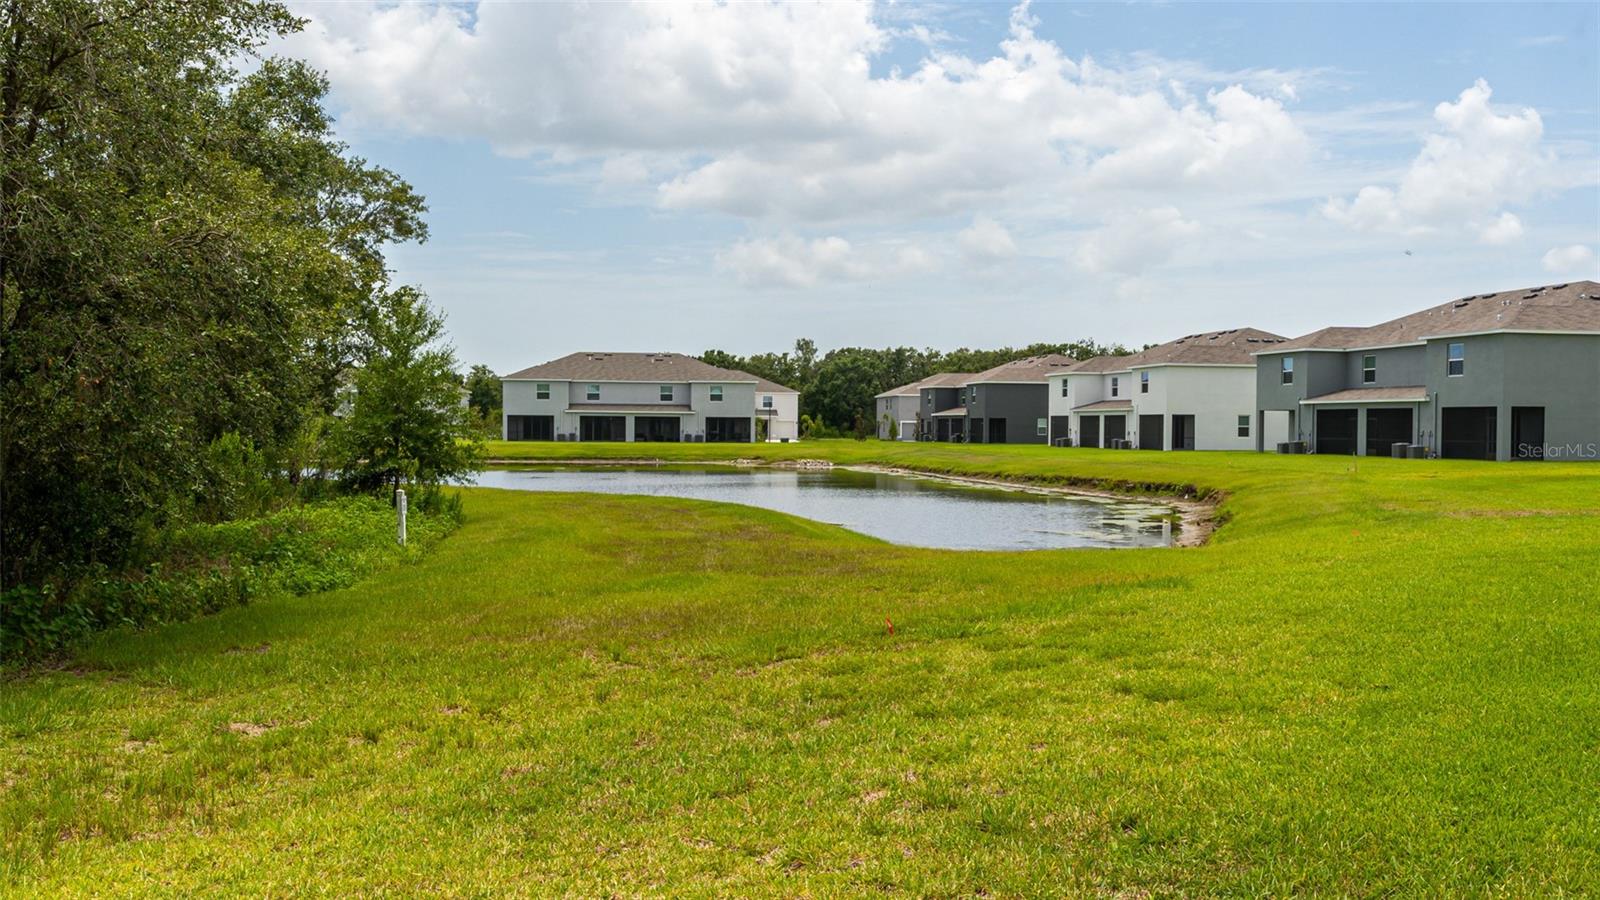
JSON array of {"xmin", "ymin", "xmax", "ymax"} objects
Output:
[{"xmin": 3, "ymin": 441, "xmax": 1598, "ymax": 894}]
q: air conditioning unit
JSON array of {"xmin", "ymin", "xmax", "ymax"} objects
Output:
[
  {"xmin": 1277, "ymin": 441, "xmax": 1307, "ymax": 454},
  {"xmin": 1407, "ymin": 444, "xmax": 1427, "ymax": 459},
  {"xmin": 1391, "ymin": 442, "xmax": 1409, "ymax": 458}
]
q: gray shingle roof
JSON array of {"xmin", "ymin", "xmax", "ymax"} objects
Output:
[
  {"xmin": 969, "ymin": 354, "xmax": 1078, "ymax": 384},
  {"xmin": 1269, "ymin": 281, "xmax": 1600, "ymax": 352},
  {"xmin": 504, "ymin": 352, "xmax": 756, "ymax": 383},
  {"xmin": 876, "ymin": 372, "xmax": 976, "ymax": 399},
  {"xmin": 1128, "ymin": 327, "xmax": 1289, "ymax": 366}
]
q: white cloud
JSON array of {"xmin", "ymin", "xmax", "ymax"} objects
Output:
[
  {"xmin": 957, "ymin": 216, "xmax": 1019, "ymax": 264},
  {"xmin": 1076, "ymin": 207, "xmax": 1201, "ymax": 276},
  {"xmin": 1478, "ymin": 212, "xmax": 1524, "ymax": 245},
  {"xmin": 1323, "ymin": 79, "xmax": 1553, "ymax": 240},
  {"xmin": 715, "ymin": 234, "xmax": 935, "ymax": 288},
  {"xmin": 282, "ymin": 1, "xmax": 1310, "ymax": 224},
  {"xmin": 1541, "ymin": 244, "xmax": 1596, "ymax": 274}
]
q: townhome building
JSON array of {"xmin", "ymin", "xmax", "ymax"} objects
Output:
[
  {"xmin": 875, "ymin": 378, "xmax": 927, "ymax": 441},
  {"xmin": 912, "ymin": 373, "xmax": 976, "ymax": 441},
  {"xmin": 961, "ymin": 355, "xmax": 1078, "ymax": 444},
  {"xmin": 1254, "ymin": 281, "xmax": 1600, "ymax": 460},
  {"xmin": 501, "ymin": 352, "xmax": 790, "ymax": 443},
  {"xmin": 746, "ymin": 374, "xmax": 801, "ymax": 442},
  {"xmin": 1047, "ymin": 329, "xmax": 1288, "ymax": 450}
]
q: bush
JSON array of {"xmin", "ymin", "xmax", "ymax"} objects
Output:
[{"xmin": 0, "ymin": 495, "xmax": 460, "ymax": 664}]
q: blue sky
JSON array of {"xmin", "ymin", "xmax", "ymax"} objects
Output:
[{"xmin": 280, "ymin": 1, "xmax": 1599, "ymax": 372}]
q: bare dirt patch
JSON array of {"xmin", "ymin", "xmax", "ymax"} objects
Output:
[{"xmin": 226, "ymin": 721, "xmax": 272, "ymax": 738}]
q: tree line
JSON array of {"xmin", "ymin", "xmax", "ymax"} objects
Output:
[
  {"xmin": 699, "ymin": 339, "xmax": 1135, "ymax": 435},
  {"xmin": 1, "ymin": 1, "xmax": 478, "ymax": 589}
]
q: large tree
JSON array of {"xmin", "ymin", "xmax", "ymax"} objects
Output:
[{"xmin": 0, "ymin": 1, "xmax": 427, "ymax": 583}]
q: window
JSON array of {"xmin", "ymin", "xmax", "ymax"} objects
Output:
[
  {"xmin": 1362, "ymin": 355, "xmax": 1376, "ymax": 384},
  {"xmin": 659, "ymin": 385, "xmax": 673, "ymax": 401},
  {"xmin": 535, "ymin": 383, "xmax": 550, "ymax": 400},
  {"xmin": 959, "ymin": 388, "xmax": 967, "ymax": 405},
  {"xmin": 1111, "ymin": 376, "xmax": 1119, "ymax": 397},
  {"xmin": 762, "ymin": 395, "xmax": 773, "ymax": 409},
  {"xmin": 1237, "ymin": 415, "xmax": 1250, "ymax": 438},
  {"xmin": 1280, "ymin": 357, "xmax": 1294, "ymax": 385},
  {"xmin": 585, "ymin": 384, "xmax": 600, "ymax": 401},
  {"xmin": 1060, "ymin": 380, "xmax": 1069, "ymax": 398},
  {"xmin": 1447, "ymin": 342, "xmax": 1465, "ymax": 377},
  {"xmin": 1140, "ymin": 371, "xmax": 1150, "ymax": 394},
  {"xmin": 1036, "ymin": 417, "xmax": 1047, "ymax": 437},
  {"xmin": 710, "ymin": 385, "xmax": 723, "ymax": 401}
]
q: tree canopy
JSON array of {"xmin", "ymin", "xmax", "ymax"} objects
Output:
[{"xmin": 0, "ymin": 1, "xmax": 437, "ymax": 584}]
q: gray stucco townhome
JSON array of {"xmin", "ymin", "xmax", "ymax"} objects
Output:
[
  {"xmin": 960, "ymin": 355, "xmax": 1078, "ymax": 444},
  {"xmin": 501, "ymin": 352, "xmax": 798, "ymax": 443},
  {"xmin": 1048, "ymin": 328, "xmax": 1288, "ymax": 450},
  {"xmin": 1254, "ymin": 281, "xmax": 1600, "ymax": 460},
  {"xmin": 874, "ymin": 372, "xmax": 975, "ymax": 440}
]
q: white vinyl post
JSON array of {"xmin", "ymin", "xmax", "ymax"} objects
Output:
[{"xmin": 396, "ymin": 488, "xmax": 408, "ymax": 546}]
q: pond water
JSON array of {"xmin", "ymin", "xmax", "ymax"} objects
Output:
[{"xmin": 471, "ymin": 466, "xmax": 1175, "ymax": 551}]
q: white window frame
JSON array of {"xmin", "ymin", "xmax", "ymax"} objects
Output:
[
  {"xmin": 709, "ymin": 385, "xmax": 723, "ymax": 401},
  {"xmin": 659, "ymin": 385, "xmax": 673, "ymax": 402},
  {"xmin": 1237, "ymin": 415, "xmax": 1250, "ymax": 438},
  {"xmin": 1362, "ymin": 354, "xmax": 1376, "ymax": 384},
  {"xmin": 1140, "ymin": 371, "xmax": 1150, "ymax": 394},
  {"xmin": 1060, "ymin": 380, "xmax": 1068, "ymax": 398},
  {"xmin": 1447, "ymin": 342, "xmax": 1465, "ymax": 377},
  {"xmin": 1281, "ymin": 357, "xmax": 1294, "ymax": 385},
  {"xmin": 762, "ymin": 394, "xmax": 773, "ymax": 409},
  {"xmin": 1111, "ymin": 376, "xmax": 1119, "ymax": 397},
  {"xmin": 535, "ymin": 383, "xmax": 550, "ymax": 400},
  {"xmin": 585, "ymin": 384, "xmax": 600, "ymax": 401},
  {"xmin": 1036, "ymin": 417, "xmax": 1047, "ymax": 437}
]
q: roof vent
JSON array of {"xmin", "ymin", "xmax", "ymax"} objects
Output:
[{"xmin": 1549, "ymin": 283, "xmax": 1568, "ymax": 290}]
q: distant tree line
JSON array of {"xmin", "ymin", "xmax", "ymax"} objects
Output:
[
  {"xmin": 0, "ymin": 1, "xmax": 478, "ymax": 589},
  {"xmin": 700, "ymin": 338, "xmax": 1134, "ymax": 436}
]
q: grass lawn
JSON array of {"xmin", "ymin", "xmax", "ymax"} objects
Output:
[{"xmin": 4, "ymin": 441, "xmax": 1599, "ymax": 894}]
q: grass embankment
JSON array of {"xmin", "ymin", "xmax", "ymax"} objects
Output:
[
  {"xmin": 1, "ymin": 497, "xmax": 457, "ymax": 665},
  {"xmin": 3, "ymin": 442, "xmax": 1599, "ymax": 894}
]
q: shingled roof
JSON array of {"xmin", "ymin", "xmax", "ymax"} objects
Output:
[
  {"xmin": 504, "ymin": 352, "xmax": 756, "ymax": 382},
  {"xmin": 1127, "ymin": 327, "xmax": 1289, "ymax": 366},
  {"xmin": 1267, "ymin": 281, "xmax": 1600, "ymax": 352},
  {"xmin": 968, "ymin": 354, "xmax": 1079, "ymax": 384},
  {"xmin": 874, "ymin": 371, "xmax": 974, "ymax": 399}
]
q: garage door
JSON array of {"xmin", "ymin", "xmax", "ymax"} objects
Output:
[
  {"xmin": 1079, "ymin": 415, "xmax": 1100, "ymax": 448},
  {"xmin": 1138, "ymin": 415, "xmax": 1163, "ymax": 450},
  {"xmin": 1364, "ymin": 408, "xmax": 1412, "ymax": 457},
  {"xmin": 1442, "ymin": 407, "xmax": 1497, "ymax": 460},
  {"xmin": 1315, "ymin": 409, "xmax": 1358, "ymax": 455}
]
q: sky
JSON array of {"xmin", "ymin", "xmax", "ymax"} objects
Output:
[{"xmin": 275, "ymin": 1, "xmax": 1600, "ymax": 372}]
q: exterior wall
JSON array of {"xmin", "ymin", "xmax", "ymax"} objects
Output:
[
  {"xmin": 1428, "ymin": 333, "xmax": 1600, "ymax": 460},
  {"xmin": 966, "ymin": 383, "xmax": 1049, "ymax": 444},
  {"xmin": 876, "ymin": 394, "xmax": 918, "ymax": 440},
  {"xmin": 503, "ymin": 378, "xmax": 572, "ymax": 438},
  {"xmin": 1135, "ymin": 365, "xmax": 1259, "ymax": 451},
  {"xmin": 762, "ymin": 391, "xmax": 801, "ymax": 441},
  {"xmin": 503, "ymin": 377, "xmax": 756, "ymax": 442},
  {"xmin": 1343, "ymin": 345, "xmax": 1425, "ymax": 389},
  {"xmin": 1255, "ymin": 351, "xmax": 1345, "ymax": 444},
  {"xmin": 920, "ymin": 386, "xmax": 967, "ymax": 439}
]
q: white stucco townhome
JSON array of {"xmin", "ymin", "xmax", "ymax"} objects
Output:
[
  {"xmin": 1048, "ymin": 328, "xmax": 1288, "ymax": 450},
  {"xmin": 500, "ymin": 352, "xmax": 799, "ymax": 443}
]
